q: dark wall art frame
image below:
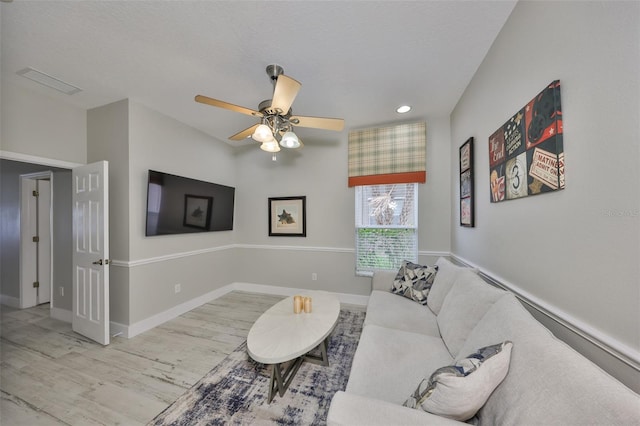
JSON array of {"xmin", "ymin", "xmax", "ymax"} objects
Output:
[
  {"xmin": 183, "ymin": 194, "xmax": 213, "ymax": 230},
  {"xmin": 459, "ymin": 137, "xmax": 475, "ymax": 227},
  {"xmin": 268, "ymin": 196, "xmax": 307, "ymax": 237},
  {"xmin": 489, "ymin": 80, "xmax": 564, "ymax": 203}
]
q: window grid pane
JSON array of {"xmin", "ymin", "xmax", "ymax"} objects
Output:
[
  {"xmin": 355, "ymin": 184, "xmax": 417, "ymax": 227},
  {"xmin": 356, "ymin": 228, "xmax": 417, "ymax": 271},
  {"xmin": 355, "ymin": 183, "xmax": 418, "ymax": 272}
]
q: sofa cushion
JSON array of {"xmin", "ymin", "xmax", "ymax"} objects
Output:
[
  {"xmin": 346, "ymin": 324, "xmax": 453, "ymax": 404},
  {"xmin": 404, "ymin": 341, "xmax": 513, "ymax": 421},
  {"xmin": 427, "ymin": 257, "xmax": 475, "ymax": 315},
  {"xmin": 371, "ymin": 270, "xmax": 399, "ymax": 292},
  {"xmin": 391, "ymin": 261, "xmax": 438, "ymax": 305},
  {"xmin": 437, "ymin": 270, "xmax": 506, "ymax": 357},
  {"xmin": 328, "ymin": 391, "xmax": 464, "ymax": 426},
  {"xmin": 458, "ymin": 294, "xmax": 640, "ymax": 426},
  {"xmin": 364, "ymin": 290, "xmax": 441, "ymax": 337}
]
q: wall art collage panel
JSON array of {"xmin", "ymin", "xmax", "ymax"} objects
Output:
[{"xmin": 489, "ymin": 80, "xmax": 564, "ymax": 203}]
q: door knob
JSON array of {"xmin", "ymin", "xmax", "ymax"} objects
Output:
[{"xmin": 92, "ymin": 259, "xmax": 103, "ymax": 265}]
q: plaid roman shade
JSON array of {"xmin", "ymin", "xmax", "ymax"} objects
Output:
[{"xmin": 348, "ymin": 121, "xmax": 426, "ymax": 187}]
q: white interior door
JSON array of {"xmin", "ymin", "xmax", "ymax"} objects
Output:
[
  {"xmin": 19, "ymin": 174, "xmax": 52, "ymax": 308},
  {"xmin": 72, "ymin": 161, "xmax": 110, "ymax": 345},
  {"xmin": 20, "ymin": 178, "xmax": 38, "ymax": 308},
  {"xmin": 37, "ymin": 180, "xmax": 51, "ymax": 304}
]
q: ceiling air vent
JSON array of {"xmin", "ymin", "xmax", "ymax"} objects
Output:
[{"xmin": 17, "ymin": 67, "xmax": 82, "ymax": 95}]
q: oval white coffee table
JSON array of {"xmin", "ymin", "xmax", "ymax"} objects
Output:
[{"xmin": 247, "ymin": 291, "xmax": 340, "ymax": 403}]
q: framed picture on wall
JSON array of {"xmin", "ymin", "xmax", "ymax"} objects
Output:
[
  {"xmin": 269, "ymin": 196, "xmax": 307, "ymax": 237},
  {"xmin": 183, "ymin": 194, "xmax": 213, "ymax": 230},
  {"xmin": 459, "ymin": 137, "xmax": 474, "ymax": 227}
]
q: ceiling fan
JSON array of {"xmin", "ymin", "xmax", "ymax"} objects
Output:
[{"xmin": 195, "ymin": 64, "xmax": 344, "ymax": 152}]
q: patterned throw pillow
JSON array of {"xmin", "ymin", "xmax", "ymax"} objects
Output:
[
  {"xmin": 404, "ymin": 341, "xmax": 513, "ymax": 421},
  {"xmin": 390, "ymin": 260, "xmax": 438, "ymax": 305}
]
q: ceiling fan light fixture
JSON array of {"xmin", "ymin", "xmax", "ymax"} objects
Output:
[
  {"xmin": 260, "ymin": 140, "xmax": 281, "ymax": 153},
  {"xmin": 252, "ymin": 123, "xmax": 274, "ymax": 142},
  {"xmin": 280, "ymin": 131, "xmax": 300, "ymax": 149},
  {"xmin": 196, "ymin": 64, "xmax": 345, "ymax": 153}
]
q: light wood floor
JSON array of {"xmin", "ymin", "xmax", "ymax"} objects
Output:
[{"xmin": 0, "ymin": 291, "xmax": 286, "ymax": 426}]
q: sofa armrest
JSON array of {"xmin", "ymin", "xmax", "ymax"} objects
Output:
[
  {"xmin": 327, "ymin": 391, "xmax": 464, "ymax": 426},
  {"xmin": 371, "ymin": 270, "xmax": 397, "ymax": 292}
]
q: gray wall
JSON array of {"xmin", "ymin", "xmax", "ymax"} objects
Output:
[
  {"xmin": 2, "ymin": 1, "xmax": 638, "ymax": 391},
  {"xmin": 0, "ymin": 78, "xmax": 85, "ymax": 311},
  {"xmin": 126, "ymin": 101, "xmax": 238, "ymax": 323},
  {"xmin": 87, "ymin": 99, "xmax": 131, "ymax": 324},
  {"xmin": 1, "ymin": 81, "xmax": 86, "ymax": 164},
  {"xmin": 87, "ymin": 100, "xmax": 239, "ymax": 324},
  {"xmin": 450, "ymin": 1, "xmax": 639, "ymax": 388},
  {"xmin": 51, "ymin": 170, "xmax": 72, "ymax": 310},
  {"xmin": 233, "ymin": 116, "xmax": 453, "ymax": 295},
  {"xmin": 0, "ymin": 160, "xmax": 73, "ymax": 310}
]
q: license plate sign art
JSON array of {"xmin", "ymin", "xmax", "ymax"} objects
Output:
[{"xmin": 489, "ymin": 81, "xmax": 564, "ymax": 203}]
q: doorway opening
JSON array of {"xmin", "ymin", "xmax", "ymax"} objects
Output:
[{"xmin": 19, "ymin": 172, "xmax": 53, "ymax": 309}]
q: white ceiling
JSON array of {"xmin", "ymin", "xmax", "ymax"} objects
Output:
[{"xmin": 1, "ymin": 1, "xmax": 517, "ymax": 146}]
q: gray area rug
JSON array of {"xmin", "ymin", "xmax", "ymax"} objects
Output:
[{"xmin": 149, "ymin": 308, "xmax": 365, "ymax": 425}]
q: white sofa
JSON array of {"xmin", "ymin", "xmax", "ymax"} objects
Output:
[{"xmin": 327, "ymin": 257, "xmax": 640, "ymax": 425}]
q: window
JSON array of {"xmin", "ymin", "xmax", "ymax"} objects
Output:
[{"xmin": 355, "ymin": 183, "xmax": 418, "ymax": 273}]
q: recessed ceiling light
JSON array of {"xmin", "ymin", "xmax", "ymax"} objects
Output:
[
  {"xmin": 396, "ymin": 105, "xmax": 411, "ymax": 114},
  {"xmin": 17, "ymin": 67, "xmax": 82, "ymax": 95}
]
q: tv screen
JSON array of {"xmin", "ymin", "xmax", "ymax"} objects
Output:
[{"xmin": 145, "ymin": 170, "xmax": 235, "ymax": 236}]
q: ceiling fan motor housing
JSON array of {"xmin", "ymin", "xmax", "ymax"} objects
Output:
[
  {"xmin": 266, "ymin": 64, "xmax": 284, "ymax": 82},
  {"xmin": 195, "ymin": 62, "xmax": 344, "ymax": 143},
  {"xmin": 258, "ymin": 99, "xmax": 290, "ymax": 116}
]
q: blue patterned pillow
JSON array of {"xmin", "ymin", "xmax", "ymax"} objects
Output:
[
  {"xmin": 390, "ymin": 261, "xmax": 438, "ymax": 305},
  {"xmin": 404, "ymin": 341, "xmax": 513, "ymax": 421}
]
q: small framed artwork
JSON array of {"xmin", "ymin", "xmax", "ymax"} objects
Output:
[
  {"xmin": 183, "ymin": 194, "xmax": 213, "ymax": 230},
  {"xmin": 459, "ymin": 137, "xmax": 474, "ymax": 227},
  {"xmin": 269, "ymin": 196, "xmax": 306, "ymax": 237}
]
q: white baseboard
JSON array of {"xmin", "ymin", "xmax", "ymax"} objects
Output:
[
  {"xmin": 121, "ymin": 284, "xmax": 236, "ymax": 339},
  {"xmin": 0, "ymin": 294, "xmax": 20, "ymax": 308},
  {"xmin": 109, "ymin": 321, "xmax": 129, "ymax": 339},
  {"xmin": 50, "ymin": 306, "xmax": 72, "ymax": 323},
  {"xmin": 232, "ymin": 282, "xmax": 370, "ymax": 306},
  {"xmin": 113, "ymin": 283, "xmax": 370, "ymax": 339}
]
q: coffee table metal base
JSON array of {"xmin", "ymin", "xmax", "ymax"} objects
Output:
[{"xmin": 267, "ymin": 336, "xmax": 330, "ymax": 403}]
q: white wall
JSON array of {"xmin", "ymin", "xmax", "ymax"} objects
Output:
[
  {"xmin": 233, "ymin": 116, "xmax": 452, "ymax": 295},
  {"xmin": 450, "ymin": 1, "xmax": 639, "ymax": 386},
  {"xmin": 1, "ymin": 81, "xmax": 86, "ymax": 164}
]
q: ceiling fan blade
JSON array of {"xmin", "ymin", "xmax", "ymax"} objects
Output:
[
  {"xmin": 229, "ymin": 123, "xmax": 259, "ymax": 141},
  {"xmin": 290, "ymin": 115, "xmax": 345, "ymax": 131},
  {"xmin": 271, "ymin": 75, "xmax": 301, "ymax": 114},
  {"xmin": 195, "ymin": 95, "xmax": 262, "ymax": 117}
]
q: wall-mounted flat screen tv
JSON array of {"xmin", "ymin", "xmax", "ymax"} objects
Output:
[{"xmin": 145, "ymin": 170, "xmax": 235, "ymax": 236}]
